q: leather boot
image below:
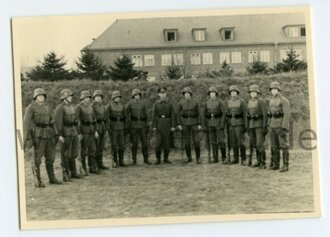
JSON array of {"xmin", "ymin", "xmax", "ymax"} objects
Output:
[
  {"xmin": 280, "ymin": 149, "xmax": 289, "ymax": 172},
  {"xmin": 164, "ymin": 150, "xmax": 172, "ymax": 164},
  {"xmin": 143, "ymin": 148, "xmax": 152, "ymax": 165},
  {"xmin": 268, "ymin": 148, "xmax": 275, "ymax": 170},
  {"xmin": 89, "ymin": 156, "xmax": 101, "ymax": 174},
  {"xmin": 240, "ymin": 146, "xmax": 246, "ymax": 166},
  {"xmin": 62, "ymin": 159, "xmax": 71, "ymax": 182},
  {"xmin": 98, "ymin": 154, "xmax": 109, "ymax": 170},
  {"xmin": 119, "ymin": 150, "xmax": 127, "ymax": 167},
  {"xmin": 247, "ymin": 147, "xmax": 253, "ymax": 167},
  {"xmin": 212, "ymin": 144, "xmax": 219, "ymax": 163},
  {"xmin": 34, "ymin": 164, "xmax": 46, "ymax": 188},
  {"xmin": 155, "ymin": 150, "xmax": 161, "ymax": 165},
  {"xmin": 70, "ymin": 159, "xmax": 83, "ymax": 179},
  {"xmin": 224, "ymin": 148, "xmax": 231, "ymax": 164},
  {"xmin": 220, "ymin": 148, "xmax": 227, "ymax": 164},
  {"xmin": 230, "ymin": 148, "xmax": 239, "ymax": 164},
  {"xmin": 195, "ymin": 147, "xmax": 201, "ymax": 164},
  {"xmin": 271, "ymin": 148, "xmax": 280, "ymax": 170},
  {"xmin": 112, "ymin": 152, "xmax": 118, "ymax": 168},
  {"xmin": 132, "ymin": 148, "xmax": 137, "ymax": 165},
  {"xmin": 252, "ymin": 150, "xmax": 260, "ymax": 167},
  {"xmin": 184, "ymin": 145, "xmax": 192, "ymax": 163},
  {"xmin": 258, "ymin": 151, "xmax": 266, "ymax": 169},
  {"xmin": 46, "ymin": 163, "xmax": 62, "ymax": 185}
]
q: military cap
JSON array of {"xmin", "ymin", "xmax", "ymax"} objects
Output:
[
  {"xmin": 229, "ymin": 85, "xmax": 240, "ymax": 94},
  {"xmin": 33, "ymin": 88, "xmax": 47, "ymax": 99},
  {"xmin": 249, "ymin": 85, "xmax": 260, "ymax": 93},
  {"xmin": 80, "ymin": 89, "xmax": 92, "ymax": 100},
  {"xmin": 132, "ymin": 88, "xmax": 142, "ymax": 98},
  {"xmin": 269, "ymin": 81, "xmax": 282, "ymax": 91},
  {"xmin": 182, "ymin": 87, "xmax": 192, "ymax": 95},
  {"xmin": 157, "ymin": 87, "xmax": 167, "ymax": 93},
  {"xmin": 208, "ymin": 86, "xmax": 218, "ymax": 95},
  {"xmin": 93, "ymin": 90, "xmax": 103, "ymax": 98},
  {"xmin": 112, "ymin": 90, "xmax": 121, "ymax": 100},
  {"xmin": 60, "ymin": 89, "xmax": 73, "ymax": 100}
]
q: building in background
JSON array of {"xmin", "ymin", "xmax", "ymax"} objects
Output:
[{"xmin": 88, "ymin": 13, "xmax": 306, "ymax": 81}]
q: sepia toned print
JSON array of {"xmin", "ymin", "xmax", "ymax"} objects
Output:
[{"xmin": 12, "ymin": 6, "xmax": 320, "ymax": 230}]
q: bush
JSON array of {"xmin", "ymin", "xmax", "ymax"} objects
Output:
[
  {"xmin": 209, "ymin": 60, "xmax": 234, "ymax": 78},
  {"xmin": 246, "ymin": 61, "xmax": 269, "ymax": 75},
  {"xmin": 165, "ymin": 64, "xmax": 183, "ymax": 80}
]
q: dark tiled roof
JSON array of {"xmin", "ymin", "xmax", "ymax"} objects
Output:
[{"xmin": 88, "ymin": 13, "xmax": 306, "ymax": 50}]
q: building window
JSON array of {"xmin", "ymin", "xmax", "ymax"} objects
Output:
[
  {"xmin": 132, "ymin": 55, "xmax": 143, "ymax": 67},
  {"xmin": 161, "ymin": 54, "xmax": 172, "ymax": 66},
  {"xmin": 192, "ymin": 29, "xmax": 206, "ymax": 41},
  {"xmin": 219, "ymin": 52, "xmax": 230, "ymax": 64},
  {"xmin": 202, "ymin": 53, "xmax": 213, "ymax": 65},
  {"xmin": 260, "ymin": 51, "xmax": 270, "ymax": 63},
  {"xmin": 173, "ymin": 54, "xmax": 184, "ymax": 65},
  {"xmin": 191, "ymin": 53, "xmax": 201, "ymax": 65},
  {"xmin": 144, "ymin": 55, "xmax": 155, "ymax": 67},
  {"xmin": 231, "ymin": 52, "xmax": 241, "ymax": 64},
  {"xmin": 164, "ymin": 29, "xmax": 178, "ymax": 42},
  {"xmin": 220, "ymin": 27, "xmax": 235, "ymax": 40},
  {"xmin": 248, "ymin": 51, "xmax": 258, "ymax": 63},
  {"xmin": 284, "ymin": 25, "xmax": 306, "ymax": 37}
]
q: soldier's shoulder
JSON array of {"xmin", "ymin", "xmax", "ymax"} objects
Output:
[{"xmin": 280, "ymin": 95, "xmax": 290, "ymax": 104}]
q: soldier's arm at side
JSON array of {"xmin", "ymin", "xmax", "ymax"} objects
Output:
[
  {"xmin": 23, "ymin": 104, "xmax": 33, "ymax": 146},
  {"xmin": 241, "ymin": 99, "xmax": 248, "ymax": 129},
  {"xmin": 75, "ymin": 105, "xmax": 81, "ymax": 134},
  {"xmin": 53, "ymin": 104, "xmax": 64, "ymax": 136},
  {"xmin": 177, "ymin": 101, "xmax": 182, "ymax": 126},
  {"xmin": 219, "ymin": 100, "xmax": 226, "ymax": 129},
  {"xmin": 259, "ymin": 99, "xmax": 268, "ymax": 128},
  {"xmin": 170, "ymin": 102, "xmax": 176, "ymax": 128},
  {"xmin": 151, "ymin": 102, "xmax": 157, "ymax": 129},
  {"xmin": 281, "ymin": 97, "xmax": 291, "ymax": 131},
  {"xmin": 196, "ymin": 100, "xmax": 202, "ymax": 125}
]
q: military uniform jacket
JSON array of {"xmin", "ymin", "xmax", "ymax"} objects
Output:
[
  {"xmin": 202, "ymin": 98, "xmax": 226, "ymax": 128},
  {"xmin": 126, "ymin": 98, "xmax": 148, "ymax": 129},
  {"xmin": 23, "ymin": 101, "xmax": 58, "ymax": 144},
  {"xmin": 177, "ymin": 98, "xmax": 201, "ymax": 126},
  {"xmin": 247, "ymin": 97, "xmax": 268, "ymax": 129},
  {"xmin": 227, "ymin": 96, "xmax": 248, "ymax": 127},
  {"xmin": 75, "ymin": 102, "xmax": 96, "ymax": 134},
  {"xmin": 53, "ymin": 102, "xmax": 79, "ymax": 137},
  {"xmin": 268, "ymin": 94, "xmax": 291, "ymax": 130},
  {"xmin": 93, "ymin": 101, "xmax": 107, "ymax": 134},
  {"xmin": 151, "ymin": 98, "xmax": 176, "ymax": 129},
  {"xmin": 106, "ymin": 101, "xmax": 126, "ymax": 131}
]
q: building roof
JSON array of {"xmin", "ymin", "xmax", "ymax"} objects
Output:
[{"xmin": 88, "ymin": 13, "xmax": 306, "ymax": 50}]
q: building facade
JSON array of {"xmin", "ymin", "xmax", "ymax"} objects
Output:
[{"xmin": 88, "ymin": 14, "xmax": 306, "ymax": 81}]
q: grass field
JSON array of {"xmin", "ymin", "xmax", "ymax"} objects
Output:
[{"xmin": 24, "ymin": 148, "xmax": 314, "ymax": 221}]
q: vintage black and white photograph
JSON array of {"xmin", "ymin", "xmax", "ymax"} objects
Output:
[{"xmin": 12, "ymin": 6, "xmax": 320, "ymax": 229}]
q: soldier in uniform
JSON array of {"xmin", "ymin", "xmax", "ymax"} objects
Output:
[
  {"xmin": 226, "ymin": 85, "xmax": 248, "ymax": 165},
  {"xmin": 151, "ymin": 87, "xmax": 176, "ymax": 165},
  {"xmin": 92, "ymin": 90, "xmax": 109, "ymax": 170},
  {"xmin": 126, "ymin": 88, "xmax": 152, "ymax": 165},
  {"xmin": 76, "ymin": 89, "xmax": 100, "ymax": 175},
  {"xmin": 106, "ymin": 90, "xmax": 127, "ymax": 168},
  {"xmin": 23, "ymin": 88, "xmax": 62, "ymax": 187},
  {"xmin": 246, "ymin": 85, "xmax": 268, "ymax": 168},
  {"xmin": 268, "ymin": 81, "xmax": 291, "ymax": 172},
  {"xmin": 54, "ymin": 89, "xmax": 83, "ymax": 182},
  {"xmin": 203, "ymin": 87, "xmax": 227, "ymax": 163},
  {"xmin": 177, "ymin": 87, "xmax": 202, "ymax": 164}
]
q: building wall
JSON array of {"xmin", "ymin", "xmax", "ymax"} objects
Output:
[{"xmin": 93, "ymin": 42, "xmax": 306, "ymax": 80}]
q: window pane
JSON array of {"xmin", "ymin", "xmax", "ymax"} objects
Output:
[
  {"xmin": 194, "ymin": 30, "xmax": 205, "ymax": 41},
  {"xmin": 248, "ymin": 51, "xmax": 258, "ymax": 63},
  {"xmin": 288, "ymin": 27, "xmax": 299, "ymax": 37},
  {"xmin": 260, "ymin": 51, "xmax": 270, "ymax": 62},
  {"xmin": 144, "ymin": 55, "xmax": 155, "ymax": 66},
  {"xmin": 167, "ymin": 32, "xmax": 176, "ymax": 41},
  {"xmin": 300, "ymin": 27, "xmax": 306, "ymax": 36},
  {"xmin": 219, "ymin": 52, "xmax": 230, "ymax": 64},
  {"xmin": 161, "ymin": 54, "xmax": 172, "ymax": 66},
  {"xmin": 203, "ymin": 53, "xmax": 213, "ymax": 65},
  {"xmin": 231, "ymin": 52, "xmax": 241, "ymax": 64},
  {"xmin": 191, "ymin": 53, "xmax": 201, "ymax": 65},
  {"xmin": 173, "ymin": 54, "xmax": 184, "ymax": 65},
  {"xmin": 225, "ymin": 30, "xmax": 232, "ymax": 40},
  {"xmin": 132, "ymin": 55, "xmax": 143, "ymax": 67}
]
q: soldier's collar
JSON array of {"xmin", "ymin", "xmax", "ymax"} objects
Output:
[{"xmin": 231, "ymin": 96, "xmax": 238, "ymax": 100}]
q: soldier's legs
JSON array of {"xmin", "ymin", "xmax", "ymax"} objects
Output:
[
  {"xmin": 209, "ymin": 127, "xmax": 218, "ymax": 163},
  {"xmin": 61, "ymin": 137, "xmax": 71, "ymax": 182},
  {"xmin": 110, "ymin": 131, "xmax": 119, "ymax": 168},
  {"xmin": 45, "ymin": 138, "xmax": 62, "ymax": 184},
  {"xmin": 269, "ymin": 128, "xmax": 280, "ymax": 170},
  {"xmin": 255, "ymin": 128, "xmax": 266, "ymax": 169},
  {"xmin": 70, "ymin": 135, "xmax": 83, "ymax": 178},
  {"xmin": 155, "ymin": 130, "xmax": 163, "ymax": 165},
  {"xmin": 32, "ymin": 138, "xmax": 46, "ymax": 187},
  {"xmin": 277, "ymin": 129, "xmax": 290, "ymax": 172},
  {"xmin": 183, "ymin": 125, "xmax": 192, "ymax": 162},
  {"xmin": 118, "ymin": 130, "xmax": 126, "ymax": 167},
  {"xmin": 248, "ymin": 129, "xmax": 258, "ymax": 167},
  {"xmin": 192, "ymin": 125, "xmax": 201, "ymax": 163},
  {"xmin": 130, "ymin": 129, "xmax": 139, "ymax": 165},
  {"xmin": 139, "ymin": 128, "xmax": 151, "ymax": 165},
  {"xmin": 87, "ymin": 134, "xmax": 100, "ymax": 174},
  {"xmin": 229, "ymin": 127, "xmax": 239, "ymax": 164},
  {"xmin": 80, "ymin": 134, "xmax": 89, "ymax": 175},
  {"xmin": 96, "ymin": 132, "xmax": 108, "ymax": 169},
  {"xmin": 217, "ymin": 128, "xmax": 226, "ymax": 163},
  {"xmin": 235, "ymin": 126, "xmax": 246, "ymax": 165},
  {"xmin": 163, "ymin": 128, "xmax": 172, "ymax": 164}
]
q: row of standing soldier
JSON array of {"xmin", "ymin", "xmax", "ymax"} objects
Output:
[{"xmin": 23, "ymin": 81, "xmax": 291, "ymax": 188}]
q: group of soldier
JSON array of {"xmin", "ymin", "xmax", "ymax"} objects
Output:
[{"xmin": 23, "ymin": 81, "xmax": 291, "ymax": 188}]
